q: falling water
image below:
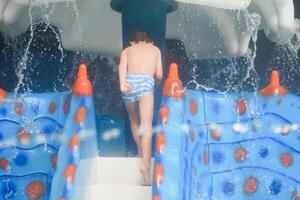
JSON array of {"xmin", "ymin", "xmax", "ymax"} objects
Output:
[
  {"xmin": 41, "ymin": 1, "xmax": 65, "ymax": 63},
  {"xmin": 13, "ymin": 1, "xmax": 35, "ymax": 96},
  {"xmin": 177, "ymin": 4, "xmax": 261, "ymax": 94}
]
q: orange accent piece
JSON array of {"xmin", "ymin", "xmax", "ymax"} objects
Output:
[
  {"xmin": 60, "ymin": 198, "xmax": 66, "ymax": 200},
  {"xmin": 0, "ymin": 159, "xmax": 9, "ymax": 170},
  {"xmin": 156, "ymin": 133, "xmax": 165, "ymax": 154},
  {"xmin": 189, "ymin": 99, "xmax": 198, "ymax": 115},
  {"xmin": 64, "ymin": 164, "xmax": 76, "ymax": 182},
  {"xmin": 236, "ymin": 98, "xmax": 247, "ymax": 115},
  {"xmin": 159, "ymin": 105, "xmax": 169, "ymax": 124},
  {"xmin": 26, "ymin": 181, "xmax": 45, "ymax": 200},
  {"xmin": 163, "ymin": 63, "xmax": 184, "ymax": 98},
  {"xmin": 69, "ymin": 134, "xmax": 80, "ymax": 150},
  {"xmin": 153, "ymin": 196, "xmax": 160, "ymax": 200},
  {"xmin": 155, "ymin": 164, "xmax": 164, "ymax": 186},
  {"xmin": 259, "ymin": 71, "xmax": 287, "ymax": 96},
  {"xmin": 0, "ymin": 88, "xmax": 7, "ymax": 104},
  {"xmin": 75, "ymin": 106, "xmax": 87, "ymax": 123},
  {"xmin": 73, "ymin": 64, "xmax": 93, "ymax": 96}
]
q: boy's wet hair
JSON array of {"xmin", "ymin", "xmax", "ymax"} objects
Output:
[{"xmin": 130, "ymin": 29, "xmax": 151, "ymax": 43}]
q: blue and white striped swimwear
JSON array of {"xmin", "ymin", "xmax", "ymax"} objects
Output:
[{"xmin": 122, "ymin": 73, "xmax": 154, "ymax": 102}]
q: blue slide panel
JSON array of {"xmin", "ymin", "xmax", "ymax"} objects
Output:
[{"xmin": 154, "ymin": 89, "xmax": 300, "ymax": 200}]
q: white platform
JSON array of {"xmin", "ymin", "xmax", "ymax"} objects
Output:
[{"xmin": 73, "ymin": 157, "xmax": 153, "ymax": 200}]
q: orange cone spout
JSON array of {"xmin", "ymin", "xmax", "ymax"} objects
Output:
[
  {"xmin": 0, "ymin": 88, "xmax": 7, "ymax": 104},
  {"xmin": 169, "ymin": 63, "xmax": 179, "ymax": 79},
  {"xmin": 73, "ymin": 64, "xmax": 93, "ymax": 96},
  {"xmin": 163, "ymin": 63, "xmax": 184, "ymax": 98},
  {"xmin": 259, "ymin": 70, "xmax": 287, "ymax": 96}
]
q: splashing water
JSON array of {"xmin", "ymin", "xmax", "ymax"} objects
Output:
[
  {"xmin": 41, "ymin": 1, "xmax": 65, "ymax": 63},
  {"xmin": 177, "ymin": 4, "xmax": 261, "ymax": 96},
  {"xmin": 13, "ymin": 1, "xmax": 35, "ymax": 96},
  {"xmin": 266, "ymin": 19, "xmax": 300, "ymax": 93}
]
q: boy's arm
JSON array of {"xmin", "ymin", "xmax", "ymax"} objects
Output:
[
  {"xmin": 119, "ymin": 49, "xmax": 131, "ymax": 93},
  {"xmin": 119, "ymin": 49, "xmax": 127, "ymax": 85},
  {"xmin": 155, "ymin": 48, "xmax": 163, "ymax": 84}
]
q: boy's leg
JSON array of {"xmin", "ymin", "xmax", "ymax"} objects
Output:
[
  {"xmin": 125, "ymin": 101, "xmax": 142, "ymax": 157},
  {"xmin": 138, "ymin": 93, "xmax": 154, "ymax": 185}
]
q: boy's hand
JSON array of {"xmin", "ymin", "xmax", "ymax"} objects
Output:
[{"xmin": 120, "ymin": 82, "xmax": 132, "ymax": 93}]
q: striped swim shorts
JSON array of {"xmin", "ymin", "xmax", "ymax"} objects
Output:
[{"xmin": 122, "ymin": 73, "xmax": 154, "ymax": 102}]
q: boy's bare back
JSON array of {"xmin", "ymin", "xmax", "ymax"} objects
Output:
[{"xmin": 123, "ymin": 42, "xmax": 162, "ymax": 78}]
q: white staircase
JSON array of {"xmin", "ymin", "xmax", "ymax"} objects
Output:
[{"xmin": 73, "ymin": 157, "xmax": 153, "ymax": 200}]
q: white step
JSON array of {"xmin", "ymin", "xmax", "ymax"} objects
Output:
[
  {"xmin": 73, "ymin": 185, "xmax": 152, "ymax": 200},
  {"xmin": 75, "ymin": 157, "xmax": 154, "ymax": 186},
  {"xmin": 73, "ymin": 157, "xmax": 154, "ymax": 200}
]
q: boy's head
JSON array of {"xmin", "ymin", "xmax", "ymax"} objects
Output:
[{"xmin": 130, "ymin": 29, "xmax": 151, "ymax": 44}]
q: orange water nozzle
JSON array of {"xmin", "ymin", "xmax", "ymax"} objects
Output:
[
  {"xmin": 169, "ymin": 63, "xmax": 179, "ymax": 79},
  {"xmin": 0, "ymin": 88, "xmax": 7, "ymax": 104},
  {"xmin": 73, "ymin": 64, "xmax": 93, "ymax": 96},
  {"xmin": 162, "ymin": 63, "xmax": 184, "ymax": 98},
  {"xmin": 259, "ymin": 70, "xmax": 287, "ymax": 96}
]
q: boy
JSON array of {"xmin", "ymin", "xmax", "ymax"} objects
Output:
[{"xmin": 119, "ymin": 29, "xmax": 163, "ymax": 185}]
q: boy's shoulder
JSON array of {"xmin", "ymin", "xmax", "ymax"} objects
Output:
[{"xmin": 150, "ymin": 44, "xmax": 161, "ymax": 53}]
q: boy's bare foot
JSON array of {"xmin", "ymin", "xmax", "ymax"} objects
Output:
[{"xmin": 139, "ymin": 163, "xmax": 150, "ymax": 186}]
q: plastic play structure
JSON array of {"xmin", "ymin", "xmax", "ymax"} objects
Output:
[
  {"xmin": 0, "ymin": 64, "xmax": 98, "ymax": 200},
  {"xmin": 0, "ymin": 0, "xmax": 299, "ymax": 200},
  {"xmin": 0, "ymin": 62, "xmax": 300, "ymax": 200},
  {"xmin": 154, "ymin": 64, "xmax": 300, "ymax": 200}
]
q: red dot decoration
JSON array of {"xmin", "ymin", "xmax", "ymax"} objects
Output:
[
  {"xmin": 244, "ymin": 177, "xmax": 258, "ymax": 196},
  {"xmin": 69, "ymin": 134, "xmax": 80, "ymax": 150},
  {"xmin": 153, "ymin": 195, "xmax": 160, "ymax": 200},
  {"xmin": 17, "ymin": 128, "xmax": 30, "ymax": 145},
  {"xmin": 75, "ymin": 107, "xmax": 87, "ymax": 123},
  {"xmin": 48, "ymin": 102, "xmax": 57, "ymax": 113},
  {"xmin": 280, "ymin": 152, "xmax": 293, "ymax": 168},
  {"xmin": 252, "ymin": 125, "xmax": 258, "ymax": 133},
  {"xmin": 280, "ymin": 126, "xmax": 289, "ymax": 136},
  {"xmin": 26, "ymin": 181, "xmax": 45, "ymax": 200},
  {"xmin": 189, "ymin": 131, "xmax": 195, "ymax": 142},
  {"xmin": 64, "ymin": 97, "xmax": 71, "ymax": 114},
  {"xmin": 0, "ymin": 159, "xmax": 9, "ymax": 170},
  {"xmin": 156, "ymin": 133, "xmax": 165, "ymax": 154},
  {"xmin": 189, "ymin": 99, "xmax": 198, "ymax": 115},
  {"xmin": 159, "ymin": 105, "xmax": 169, "ymax": 123},
  {"xmin": 64, "ymin": 164, "xmax": 76, "ymax": 183},
  {"xmin": 203, "ymin": 151, "xmax": 209, "ymax": 165},
  {"xmin": 210, "ymin": 129, "xmax": 221, "ymax": 140},
  {"xmin": 236, "ymin": 98, "xmax": 247, "ymax": 115},
  {"xmin": 51, "ymin": 154, "xmax": 57, "ymax": 169},
  {"xmin": 155, "ymin": 164, "xmax": 164, "ymax": 186},
  {"xmin": 14, "ymin": 101, "xmax": 24, "ymax": 115},
  {"xmin": 235, "ymin": 147, "xmax": 247, "ymax": 162}
]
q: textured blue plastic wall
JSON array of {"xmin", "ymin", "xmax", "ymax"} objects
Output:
[{"xmin": 155, "ymin": 89, "xmax": 300, "ymax": 200}]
